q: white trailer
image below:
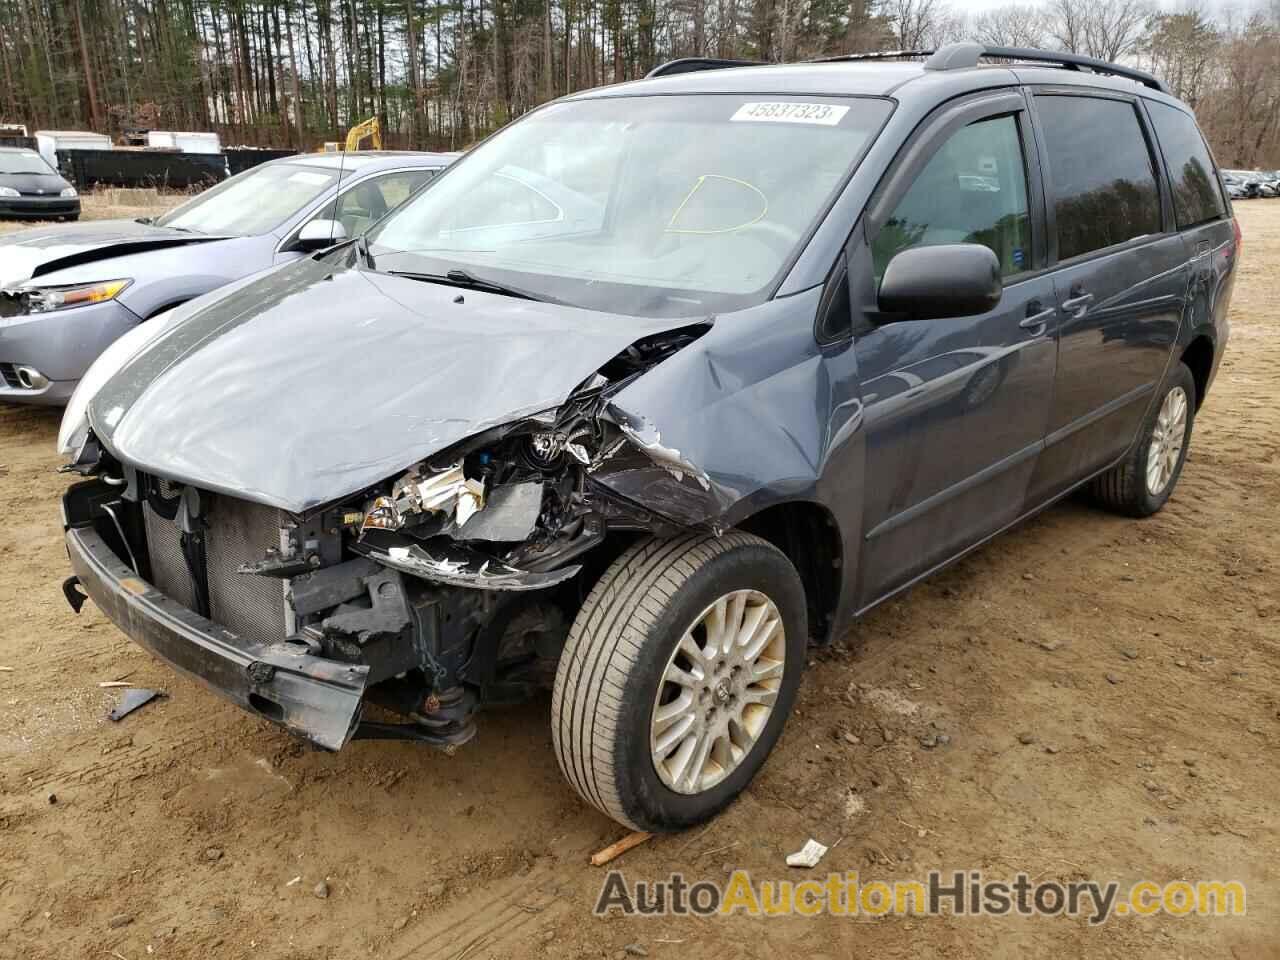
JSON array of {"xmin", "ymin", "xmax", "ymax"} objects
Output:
[
  {"xmin": 34, "ymin": 130, "xmax": 113, "ymax": 167},
  {"xmin": 146, "ymin": 131, "xmax": 222, "ymax": 154}
]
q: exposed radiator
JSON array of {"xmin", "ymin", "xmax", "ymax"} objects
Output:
[
  {"xmin": 142, "ymin": 501, "xmax": 198, "ymax": 610},
  {"xmin": 142, "ymin": 488, "xmax": 288, "ymax": 646}
]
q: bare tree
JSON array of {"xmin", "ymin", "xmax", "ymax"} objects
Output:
[
  {"xmin": 884, "ymin": 0, "xmax": 943, "ymax": 50},
  {"xmin": 1048, "ymin": 0, "xmax": 1153, "ymax": 61},
  {"xmin": 0, "ymin": 0, "xmax": 1275, "ymax": 167},
  {"xmin": 970, "ymin": 4, "xmax": 1048, "ymax": 49},
  {"xmin": 1141, "ymin": 5, "xmax": 1218, "ymax": 106}
]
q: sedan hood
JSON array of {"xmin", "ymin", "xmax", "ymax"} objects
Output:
[
  {"xmin": 89, "ymin": 256, "xmax": 691, "ymax": 513},
  {"xmin": 2, "ymin": 171, "xmax": 68, "ymax": 194},
  {"xmin": 0, "ymin": 218, "xmax": 225, "ymax": 286}
]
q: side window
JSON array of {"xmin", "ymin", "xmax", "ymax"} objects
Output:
[
  {"xmin": 1146, "ymin": 101, "xmax": 1226, "ymax": 228},
  {"xmin": 315, "ymin": 170, "xmax": 435, "ymax": 238},
  {"xmin": 1035, "ymin": 96, "xmax": 1162, "ymax": 260},
  {"xmin": 873, "ymin": 114, "xmax": 1031, "ymax": 280}
]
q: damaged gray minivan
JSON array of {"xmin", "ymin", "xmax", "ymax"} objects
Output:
[{"xmin": 58, "ymin": 45, "xmax": 1237, "ymax": 831}]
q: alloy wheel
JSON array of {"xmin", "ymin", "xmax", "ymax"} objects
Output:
[
  {"xmin": 650, "ymin": 589, "xmax": 786, "ymax": 795},
  {"xmin": 1146, "ymin": 386, "xmax": 1189, "ymax": 495}
]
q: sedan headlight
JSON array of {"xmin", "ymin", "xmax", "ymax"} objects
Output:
[
  {"xmin": 60, "ymin": 186, "xmax": 78, "ymax": 198},
  {"xmin": 24, "ymin": 279, "xmax": 131, "ymax": 314},
  {"xmin": 0, "ymin": 187, "xmax": 18, "ymax": 198}
]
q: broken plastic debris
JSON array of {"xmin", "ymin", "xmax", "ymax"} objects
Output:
[
  {"xmin": 456, "ymin": 482, "xmax": 543, "ymax": 542},
  {"xmin": 454, "ymin": 479, "xmax": 485, "ymax": 526},
  {"xmin": 357, "ymin": 534, "xmax": 580, "ymax": 591},
  {"xmin": 785, "ymin": 838, "xmax": 829, "ymax": 868},
  {"xmin": 360, "ymin": 495, "xmax": 401, "ymax": 533},
  {"xmin": 108, "ymin": 688, "xmax": 164, "ymax": 722}
]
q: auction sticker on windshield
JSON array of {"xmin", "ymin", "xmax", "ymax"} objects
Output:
[{"xmin": 730, "ymin": 102, "xmax": 851, "ymax": 125}]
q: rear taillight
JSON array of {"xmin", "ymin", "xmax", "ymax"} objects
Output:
[{"xmin": 1233, "ymin": 217, "xmax": 1243, "ymax": 257}]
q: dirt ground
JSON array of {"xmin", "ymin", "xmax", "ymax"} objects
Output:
[{"xmin": 0, "ymin": 197, "xmax": 1277, "ymax": 960}]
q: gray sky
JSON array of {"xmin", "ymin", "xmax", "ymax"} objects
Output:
[{"xmin": 954, "ymin": 0, "xmax": 1258, "ymax": 13}]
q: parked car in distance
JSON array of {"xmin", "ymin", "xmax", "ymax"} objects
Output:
[
  {"xmin": 1221, "ymin": 169, "xmax": 1274, "ymax": 199},
  {"xmin": 0, "ymin": 146, "xmax": 80, "ymax": 221},
  {"xmin": 0, "ymin": 151, "xmax": 454, "ymax": 403},
  {"xmin": 1221, "ymin": 172, "xmax": 1253, "ymax": 200},
  {"xmin": 58, "ymin": 45, "xmax": 1237, "ymax": 833}
]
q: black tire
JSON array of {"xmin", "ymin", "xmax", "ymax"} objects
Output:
[
  {"xmin": 551, "ymin": 532, "xmax": 807, "ymax": 831},
  {"xmin": 1087, "ymin": 361, "xmax": 1197, "ymax": 517}
]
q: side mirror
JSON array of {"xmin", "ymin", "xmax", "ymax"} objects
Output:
[
  {"xmin": 296, "ymin": 219, "xmax": 348, "ymax": 252},
  {"xmin": 878, "ymin": 243, "xmax": 1002, "ymax": 319}
]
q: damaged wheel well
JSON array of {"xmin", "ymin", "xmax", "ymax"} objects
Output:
[{"xmin": 736, "ymin": 501, "xmax": 842, "ymax": 643}]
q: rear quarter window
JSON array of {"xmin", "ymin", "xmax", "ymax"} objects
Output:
[
  {"xmin": 1146, "ymin": 100, "xmax": 1226, "ymax": 228},
  {"xmin": 1036, "ymin": 95, "xmax": 1162, "ymax": 260}
]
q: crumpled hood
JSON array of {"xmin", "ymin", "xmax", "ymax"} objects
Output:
[
  {"xmin": 0, "ymin": 218, "xmax": 225, "ymax": 286},
  {"xmin": 89, "ymin": 256, "xmax": 690, "ymax": 513}
]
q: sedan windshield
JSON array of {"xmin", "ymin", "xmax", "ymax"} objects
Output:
[
  {"xmin": 154, "ymin": 162, "xmax": 341, "ymax": 235},
  {"xmin": 0, "ymin": 149, "xmax": 55, "ymax": 175},
  {"xmin": 368, "ymin": 95, "xmax": 892, "ymax": 317}
]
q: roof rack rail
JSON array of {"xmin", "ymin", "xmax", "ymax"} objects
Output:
[
  {"xmin": 646, "ymin": 57, "xmax": 764, "ymax": 79},
  {"xmin": 924, "ymin": 42, "xmax": 1168, "ymax": 93},
  {"xmin": 646, "ymin": 44, "xmax": 1169, "ymax": 93},
  {"xmin": 808, "ymin": 49, "xmax": 933, "ymax": 63},
  {"xmin": 648, "ymin": 51, "xmax": 929, "ymax": 78}
]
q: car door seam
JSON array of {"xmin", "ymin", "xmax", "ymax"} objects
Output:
[{"xmin": 1043, "ymin": 380, "xmax": 1155, "ymax": 449}]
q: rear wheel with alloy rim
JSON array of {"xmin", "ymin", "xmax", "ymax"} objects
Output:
[
  {"xmin": 552, "ymin": 532, "xmax": 807, "ymax": 831},
  {"xmin": 1146, "ymin": 385, "xmax": 1188, "ymax": 496},
  {"xmin": 1088, "ymin": 361, "xmax": 1197, "ymax": 517}
]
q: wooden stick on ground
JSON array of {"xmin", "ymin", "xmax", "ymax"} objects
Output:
[{"xmin": 590, "ymin": 831, "xmax": 653, "ymax": 866}]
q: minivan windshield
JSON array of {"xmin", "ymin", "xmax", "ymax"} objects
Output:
[
  {"xmin": 368, "ymin": 95, "xmax": 892, "ymax": 317},
  {"xmin": 154, "ymin": 162, "xmax": 342, "ymax": 235}
]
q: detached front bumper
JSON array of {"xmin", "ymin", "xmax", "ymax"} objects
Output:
[{"xmin": 65, "ymin": 524, "xmax": 369, "ymax": 750}]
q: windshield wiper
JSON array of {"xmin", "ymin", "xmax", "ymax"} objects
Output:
[{"xmin": 389, "ymin": 267, "xmax": 560, "ymax": 305}]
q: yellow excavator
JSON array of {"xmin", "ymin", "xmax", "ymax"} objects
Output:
[
  {"xmin": 321, "ymin": 116, "xmax": 383, "ymax": 153},
  {"xmin": 345, "ymin": 116, "xmax": 383, "ymax": 151}
]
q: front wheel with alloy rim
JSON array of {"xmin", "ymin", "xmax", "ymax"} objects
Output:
[
  {"xmin": 551, "ymin": 532, "xmax": 807, "ymax": 831},
  {"xmin": 1087, "ymin": 361, "xmax": 1197, "ymax": 517}
]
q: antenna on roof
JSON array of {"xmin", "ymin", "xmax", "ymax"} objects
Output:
[{"xmin": 330, "ymin": 124, "xmax": 347, "ymax": 248}]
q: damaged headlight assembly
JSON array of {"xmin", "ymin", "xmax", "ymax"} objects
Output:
[{"xmin": 347, "ymin": 405, "xmax": 610, "ymax": 590}]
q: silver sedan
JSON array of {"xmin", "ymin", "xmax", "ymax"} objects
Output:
[{"xmin": 0, "ymin": 150, "xmax": 455, "ymax": 404}]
